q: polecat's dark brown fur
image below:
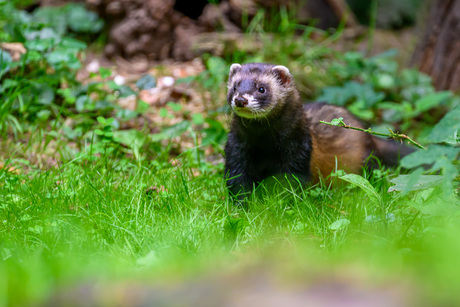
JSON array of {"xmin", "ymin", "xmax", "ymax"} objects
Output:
[{"xmin": 224, "ymin": 63, "xmax": 414, "ymax": 199}]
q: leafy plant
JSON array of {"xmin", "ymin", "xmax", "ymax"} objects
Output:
[
  {"xmin": 323, "ymin": 106, "xmax": 459, "ymax": 216},
  {"xmin": 0, "ymin": 1, "xmax": 104, "ymax": 135}
]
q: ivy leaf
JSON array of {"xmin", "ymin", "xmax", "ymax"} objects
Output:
[
  {"xmin": 117, "ymin": 85, "xmax": 136, "ymax": 98},
  {"xmin": 404, "ymin": 187, "xmax": 460, "ymax": 216},
  {"xmin": 318, "ymin": 81, "xmax": 384, "ymax": 108},
  {"xmin": 400, "ymin": 146, "xmax": 459, "ymax": 195},
  {"xmin": 59, "ymin": 37, "xmax": 87, "ymax": 51},
  {"xmin": 388, "ymin": 174, "xmax": 443, "ymax": 192},
  {"xmin": 66, "ymin": 3, "xmax": 104, "ymax": 33},
  {"xmin": 427, "ymin": 106, "xmax": 460, "ymax": 143},
  {"xmin": 414, "ymin": 91, "xmax": 451, "ymax": 113},
  {"xmin": 32, "ymin": 7, "xmax": 67, "ymax": 36},
  {"xmin": 401, "ymin": 145, "xmax": 460, "ymax": 171},
  {"xmin": 136, "ymin": 74, "xmax": 156, "ymax": 90},
  {"xmin": 36, "ymin": 84, "xmax": 55, "ymax": 105}
]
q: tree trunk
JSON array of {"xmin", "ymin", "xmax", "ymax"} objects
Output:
[{"xmin": 412, "ymin": 0, "xmax": 460, "ymax": 91}]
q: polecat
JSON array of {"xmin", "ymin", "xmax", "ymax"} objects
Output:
[{"xmin": 224, "ymin": 62, "xmax": 414, "ymax": 199}]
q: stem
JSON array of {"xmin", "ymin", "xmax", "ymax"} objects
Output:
[{"xmin": 320, "ymin": 118, "xmax": 425, "ymax": 150}]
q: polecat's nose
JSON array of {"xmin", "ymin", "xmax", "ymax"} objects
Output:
[{"xmin": 235, "ymin": 97, "xmax": 248, "ymax": 108}]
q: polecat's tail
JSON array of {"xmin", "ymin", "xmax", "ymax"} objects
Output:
[{"xmin": 370, "ymin": 136, "xmax": 416, "ymax": 168}]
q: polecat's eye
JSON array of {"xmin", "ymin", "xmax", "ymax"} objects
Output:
[
  {"xmin": 258, "ymin": 87, "xmax": 265, "ymax": 93},
  {"xmin": 233, "ymin": 85, "xmax": 237, "ymax": 91}
]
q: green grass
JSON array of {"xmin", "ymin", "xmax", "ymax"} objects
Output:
[{"xmin": 1, "ymin": 156, "xmax": 460, "ymax": 306}]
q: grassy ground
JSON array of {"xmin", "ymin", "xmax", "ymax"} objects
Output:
[{"xmin": 1, "ymin": 153, "xmax": 460, "ymax": 306}]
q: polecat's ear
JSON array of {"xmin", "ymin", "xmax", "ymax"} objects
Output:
[
  {"xmin": 229, "ymin": 63, "xmax": 242, "ymax": 79},
  {"xmin": 271, "ymin": 65, "xmax": 291, "ymax": 86}
]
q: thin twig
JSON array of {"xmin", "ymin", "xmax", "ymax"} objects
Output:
[{"xmin": 320, "ymin": 118, "xmax": 425, "ymax": 150}]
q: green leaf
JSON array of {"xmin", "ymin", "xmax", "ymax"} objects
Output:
[
  {"xmin": 192, "ymin": 113, "xmax": 204, "ymax": 125},
  {"xmin": 159, "ymin": 108, "xmax": 168, "ymax": 118},
  {"xmin": 318, "ymin": 81, "xmax": 384, "ymax": 107},
  {"xmin": 66, "ymin": 3, "xmax": 104, "ymax": 33},
  {"xmin": 329, "ymin": 218, "xmax": 351, "ymax": 230},
  {"xmin": 0, "ymin": 50, "xmax": 12, "ymax": 77},
  {"xmin": 150, "ymin": 121, "xmax": 191, "ymax": 141},
  {"xmin": 25, "ymin": 38, "xmax": 56, "ymax": 52},
  {"xmin": 36, "ymin": 85, "xmax": 55, "ymax": 105},
  {"xmin": 114, "ymin": 129, "xmax": 145, "ymax": 149},
  {"xmin": 401, "ymin": 145, "xmax": 460, "ymax": 171},
  {"xmin": 117, "ymin": 109, "xmax": 137, "ymax": 121},
  {"xmin": 94, "ymin": 129, "xmax": 104, "ymax": 135},
  {"xmin": 46, "ymin": 49, "xmax": 79, "ymax": 68},
  {"xmin": 36, "ymin": 110, "xmax": 51, "ymax": 120},
  {"xmin": 414, "ymin": 91, "xmax": 451, "ymax": 113},
  {"xmin": 206, "ymin": 56, "xmax": 227, "ymax": 77},
  {"xmin": 375, "ymin": 73, "xmax": 395, "ymax": 89},
  {"xmin": 388, "ymin": 174, "xmax": 443, "ymax": 192},
  {"xmin": 107, "ymin": 81, "xmax": 119, "ymax": 90},
  {"xmin": 404, "ymin": 187, "xmax": 460, "ymax": 216},
  {"xmin": 136, "ymin": 100, "xmax": 149, "ymax": 114},
  {"xmin": 32, "ymin": 6, "xmax": 67, "ymax": 36},
  {"xmin": 99, "ymin": 67, "xmax": 112, "ymax": 79},
  {"xmin": 75, "ymin": 95, "xmax": 91, "ymax": 112},
  {"xmin": 330, "ymin": 117, "xmax": 344, "ymax": 126},
  {"xmin": 348, "ymin": 99, "xmax": 374, "ymax": 121},
  {"xmin": 0, "ymin": 79, "xmax": 18, "ymax": 90},
  {"xmin": 117, "ymin": 85, "xmax": 136, "ymax": 98},
  {"xmin": 59, "ymin": 37, "xmax": 87, "ymax": 51},
  {"xmin": 427, "ymin": 106, "xmax": 460, "ymax": 143},
  {"xmin": 136, "ymin": 74, "xmax": 156, "ymax": 90},
  {"xmin": 340, "ymin": 174, "xmax": 382, "ymax": 205},
  {"xmin": 167, "ymin": 102, "xmax": 182, "ymax": 112},
  {"xmin": 97, "ymin": 116, "xmax": 106, "ymax": 124},
  {"xmin": 202, "ymin": 118, "xmax": 227, "ymax": 145},
  {"xmin": 401, "ymin": 146, "xmax": 459, "ymax": 196}
]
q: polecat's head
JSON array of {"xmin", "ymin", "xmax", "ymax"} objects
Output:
[{"xmin": 226, "ymin": 63, "xmax": 294, "ymax": 119}]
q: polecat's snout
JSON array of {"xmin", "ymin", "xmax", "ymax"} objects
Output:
[{"xmin": 234, "ymin": 97, "xmax": 248, "ymax": 108}]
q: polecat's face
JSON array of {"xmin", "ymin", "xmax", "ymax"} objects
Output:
[{"xmin": 227, "ymin": 63, "xmax": 292, "ymax": 119}]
